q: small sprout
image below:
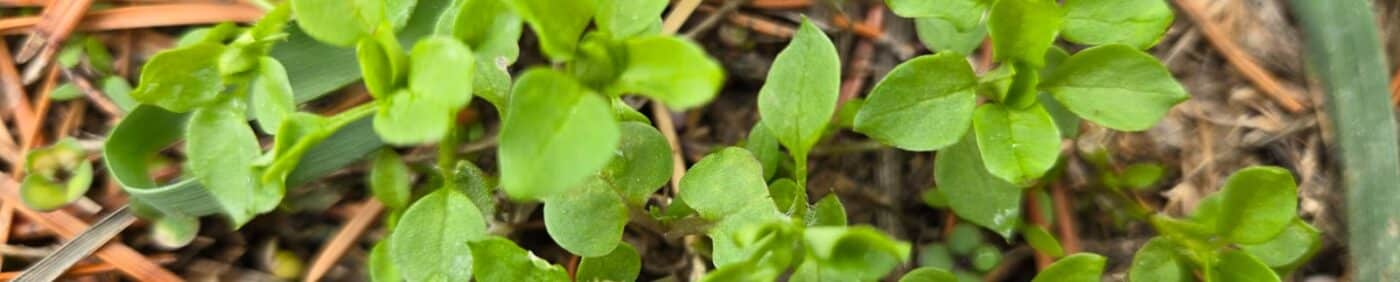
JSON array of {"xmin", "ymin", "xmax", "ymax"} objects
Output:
[{"xmin": 20, "ymin": 138, "xmax": 93, "ymax": 211}]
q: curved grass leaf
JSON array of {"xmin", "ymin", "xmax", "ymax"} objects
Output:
[
  {"xmin": 854, "ymin": 52, "xmax": 978, "ymax": 151},
  {"xmin": 1041, "ymin": 45, "xmax": 1188, "ymax": 131},
  {"xmin": 499, "ymin": 68, "xmax": 619, "ymax": 200}
]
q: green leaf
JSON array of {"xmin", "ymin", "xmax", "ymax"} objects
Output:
[
  {"xmin": 1240, "ymin": 218, "xmax": 1321, "ymax": 273},
  {"xmin": 543, "ymin": 179, "xmax": 629, "ymax": 256},
  {"xmin": 679, "ymin": 147, "xmax": 785, "ymax": 266},
  {"xmin": 100, "ymin": 76, "xmax": 136, "ymax": 112},
  {"xmin": 971, "ymin": 245, "xmax": 1003, "ymax": 272},
  {"xmin": 452, "ymin": 160, "xmax": 498, "ymax": 219},
  {"xmin": 252, "ymin": 57, "xmax": 296, "ymax": 134},
  {"xmin": 20, "ymin": 139, "xmax": 93, "ymax": 211},
  {"xmin": 946, "ymin": 223, "xmax": 984, "ymax": 256},
  {"xmin": 150, "ymin": 214, "xmax": 199, "ymax": 249},
  {"xmin": 356, "ymin": 27, "xmax": 405, "ymax": 99},
  {"xmin": 612, "ymin": 35, "xmax": 726, "ymax": 110},
  {"xmin": 935, "ymin": 135, "xmax": 1022, "ymax": 238},
  {"xmin": 469, "ymin": 236, "xmax": 571, "ymax": 282},
  {"xmin": 1211, "ymin": 250, "xmax": 1281, "ymax": 282},
  {"xmin": 758, "ymin": 18, "xmax": 841, "ymax": 161},
  {"xmin": 50, "ymin": 83, "xmax": 83, "ymax": 101},
  {"xmin": 594, "ymin": 0, "xmax": 665, "ymax": 39},
  {"xmin": 1022, "ymin": 225, "xmax": 1064, "ymax": 258},
  {"xmin": 987, "ymin": 0, "xmax": 1064, "ymax": 66},
  {"xmin": 745, "ymin": 122, "xmax": 784, "ymax": 180},
  {"xmin": 1038, "ymin": 92, "xmax": 1080, "ymax": 139},
  {"xmin": 290, "ymin": 0, "xmax": 416, "ymax": 46},
  {"xmin": 973, "ymin": 103, "xmax": 1061, "ymax": 185},
  {"xmin": 369, "ymin": 240, "xmax": 401, "ymax": 282},
  {"xmin": 1032, "ymin": 253, "xmax": 1106, "ymax": 282},
  {"xmin": 577, "ymin": 242, "xmax": 642, "ymax": 282},
  {"xmin": 130, "ymin": 43, "xmax": 225, "ymax": 113},
  {"xmin": 374, "ymin": 89, "xmax": 454, "ymax": 144},
  {"xmin": 408, "ymin": 36, "xmax": 475, "ymax": 109},
  {"xmin": 499, "ymin": 69, "xmax": 619, "ymax": 200},
  {"xmin": 854, "ymin": 52, "xmax": 978, "ymax": 151},
  {"xmin": 914, "ymin": 16, "xmax": 987, "ymax": 55},
  {"xmin": 1188, "ymin": 193, "xmax": 1222, "ymax": 229},
  {"xmin": 1061, "ymin": 0, "xmax": 1173, "ymax": 49},
  {"xmin": 442, "ymin": 0, "xmax": 523, "ymax": 63},
  {"xmin": 603, "ymin": 122, "xmax": 674, "ymax": 204},
  {"xmin": 391, "ymin": 188, "xmax": 486, "ymax": 281},
  {"xmin": 1217, "ymin": 166, "xmax": 1298, "ymax": 244},
  {"xmin": 900, "ymin": 267, "xmax": 958, "ymax": 282},
  {"xmin": 768, "ymin": 179, "xmax": 807, "ymax": 217},
  {"xmin": 474, "ymin": 58, "xmax": 513, "ymax": 108},
  {"xmin": 369, "ymin": 149, "xmax": 413, "ymax": 209},
  {"xmin": 803, "ymin": 226, "xmax": 913, "ymax": 280},
  {"xmin": 809, "ymin": 194, "xmax": 847, "ymax": 226},
  {"xmin": 506, "ymin": 0, "xmax": 596, "ymax": 61},
  {"xmin": 1041, "ymin": 44, "xmax": 1188, "ymax": 131},
  {"xmin": 918, "ymin": 244, "xmax": 956, "ymax": 269},
  {"xmin": 1119, "ymin": 163, "xmax": 1165, "ymax": 190},
  {"xmin": 1003, "ymin": 62, "xmax": 1041, "ymax": 108},
  {"xmin": 1128, "ymin": 237, "xmax": 1189, "ymax": 282},
  {"xmin": 680, "ymin": 148, "xmax": 777, "ymax": 221},
  {"xmin": 186, "ymin": 98, "xmax": 267, "ymax": 226}
]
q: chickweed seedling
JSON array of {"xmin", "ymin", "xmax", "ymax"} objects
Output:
[{"xmin": 71, "ymin": 0, "xmax": 1318, "ymax": 280}]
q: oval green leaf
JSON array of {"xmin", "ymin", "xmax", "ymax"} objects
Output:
[
  {"xmin": 1240, "ymin": 218, "xmax": 1320, "ymax": 272},
  {"xmin": 186, "ymin": 99, "xmax": 266, "ymax": 226},
  {"xmin": 612, "ymin": 35, "xmax": 726, "ymax": 110},
  {"xmin": 130, "ymin": 43, "xmax": 225, "ymax": 113},
  {"xmin": 1129, "ymin": 237, "xmax": 1189, "ymax": 282},
  {"xmin": 757, "ymin": 18, "xmax": 841, "ymax": 159},
  {"xmin": 603, "ymin": 122, "xmax": 673, "ymax": 205},
  {"xmin": 854, "ymin": 52, "xmax": 978, "ymax": 151},
  {"xmin": 543, "ymin": 179, "xmax": 629, "ymax": 256},
  {"xmin": 499, "ymin": 68, "xmax": 620, "ymax": 200},
  {"xmin": 1041, "ymin": 44, "xmax": 1188, "ymax": 131},
  {"xmin": 577, "ymin": 242, "xmax": 642, "ymax": 282},
  {"xmin": 252, "ymin": 57, "xmax": 296, "ymax": 134},
  {"xmin": 506, "ymin": 0, "xmax": 596, "ymax": 61},
  {"xmin": 972, "ymin": 103, "xmax": 1061, "ymax": 186},
  {"xmin": 469, "ymin": 236, "xmax": 571, "ymax": 281},
  {"xmin": 1032, "ymin": 253, "xmax": 1106, "ymax": 282},
  {"xmin": 935, "ymin": 135, "xmax": 1022, "ymax": 238},
  {"xmin": 988, "ymin": 0, "xmax": 1064, "ymax": 66},
  {"xmin": 1217, "ymin": 166, "xmax": 1298, "ymax": 244},
  {"xmin": 899, "ymin": 267, "xmax": 957, "ymax": 282},
  {"xmin": 391, "ymin": 188, "xmax": 486, "ymax": 281},
  {"xmin": 1211, "ymin": 249, "xmax": 1281, "ymax": 282},
  {"xmin": 1061, "ymin": 0, "xmax": 1173, "ymax": 49},
  {"xmin": 369, "ymin": 149, "xmax": 413, "ymax": 209}
]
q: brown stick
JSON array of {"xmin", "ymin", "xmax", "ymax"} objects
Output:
[
  {"xmin": 0, "ymin": 253, "xmax": 177, "ymax": 280},
  {"xmin": 55, "ymin": 101, "xmax": 86, "ymax": 138},
  {"xmin": 16, "ymin": 0, "xmax": 93, "ymax": 84},
  {"xmin": 0, "ymin": 3, "xmax": 264, "ymax": 35},
  {"xmin": 0, "ymin": 199, "xmax": 13, "ymax": 268},
  {"xmin": 303, "ymin": 199, "xmax": 384, "ymax": 282},
  {"xmin": 1389, "ymin": 68, "xmax": 1400, "ymax": 108},
  {"xmin": 838, "ymin": 5, "xmax": 883, "ymax": 103},
  {"xmin": 1050, "ymin": 182, "xmax": 1081, "ymax": 254},
  {"xmin": 0, "ymin": 41, "xmax": 38, "ymax": 161},
  {"xmin": 0, "ymin": 178, "xmax": 182, "ymax": 281},
  {"xmin": 1024, "ymin": 189, "xmax": 1053, "ymax": 269},
  {"xmin": 1172, "ymin": 0, "xmax": 1307, "ymax": 113}
]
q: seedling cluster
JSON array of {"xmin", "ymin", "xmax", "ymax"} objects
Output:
[{"xmin": 15, "ymin": 0, "xmax": 1319, "ymax": 280}]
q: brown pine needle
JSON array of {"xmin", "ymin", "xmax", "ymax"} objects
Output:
[
  {"xmin": 303, "ymin": 199, "xmax": 384, "ymax": 282},
  {"xmin": 1172, "ymin": 0, "xmax": 1307, "ymax": 113},
  {"xmin": 1389, "ymin": 68, "xmax": 1400, "ymax": 107},
  {"xmin": 0, "ymin": 178, "xmax": 181, "ymax": 281},
  {"xmin": 16, "ymin": 0, "xmax": 93, "ymax": 84},
  {"xmin": 0, "ymin": 3, "xmax": 264, "ymax": 35}
]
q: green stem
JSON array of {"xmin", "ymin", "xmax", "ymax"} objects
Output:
[
  {"xmin": 437, "ymin": 116, "xmax": 461, "ymax": 185},
  {"xmin": 794, "ymin": 152, "xmax": 809, "ymax": 190}
]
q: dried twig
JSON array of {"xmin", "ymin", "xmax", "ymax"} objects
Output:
[
  {"xmin": 838, "ymin": 5, "xmax": 883, "ymax": 103},
  {"xmin": 1024, "ymin": 188, "xmax": 1053, "ymax": 269},
  {"xmin": 0, "ymin": 3, "xmax": 264, "ymax": 35},
  {"xmin": 1050, "ymin": 182, "xmax": 1081, "ymax": 254},
  {"xmin": 0, "ymin": 253, "xmax": 177, "ymax": 280},
  {"xmin": 303, "ymin": 199, "xmax": 384, "ymax": 282},
  {"xmin": 1, "ymin": 41, "xmax": 38, "ymax": 162},
  {"xmin": 16, "ymin": 0, "xmax": 93, "ymax": 84},
  {"xmin": 1172, "ymin": 0, "xmax": 1307, "ymax": 113}
]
